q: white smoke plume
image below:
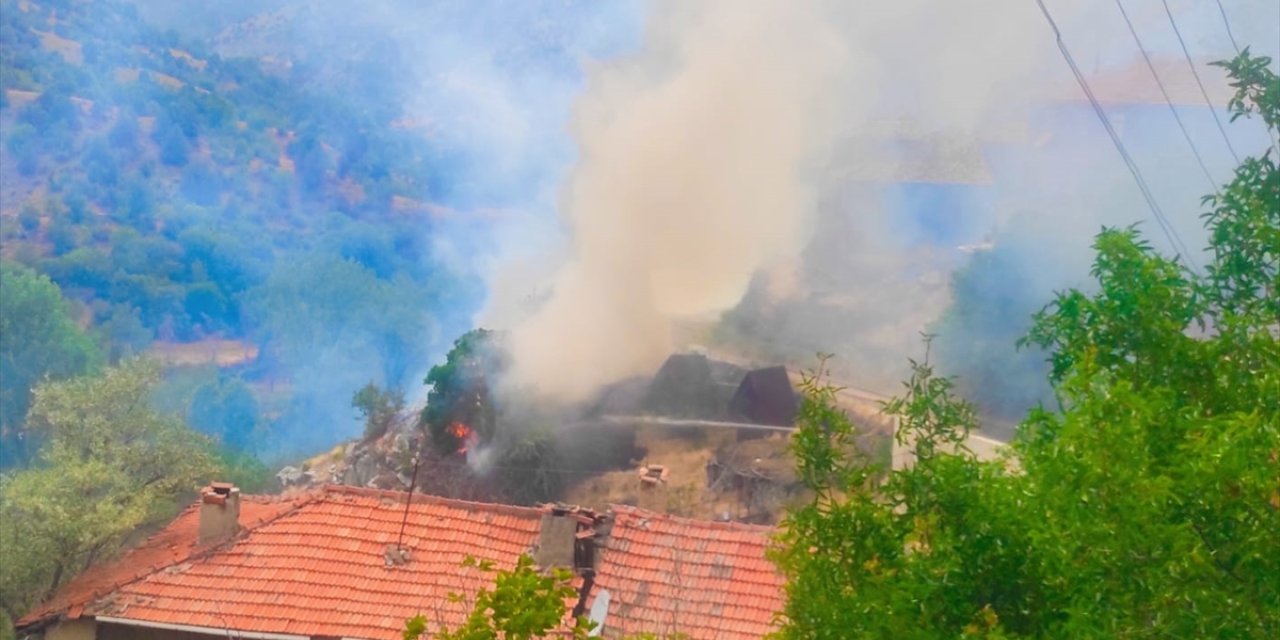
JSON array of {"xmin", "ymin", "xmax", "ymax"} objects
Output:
[
  {"xmin": 490, "ymin": 0, "xmax": 1279, "ymax": 402},
  {"xmin": 499, "ymin": 0, "xmax": 851, "ymax": 401}
]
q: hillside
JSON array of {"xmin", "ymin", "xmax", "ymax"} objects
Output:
[{"xmin": 0, "ymin": 0, "xmax": 478, "ymax": 460}]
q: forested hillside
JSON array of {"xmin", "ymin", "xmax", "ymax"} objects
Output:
[{"xmin": 0, "ymin": 0, "xmax": 481, "ymax": 460}]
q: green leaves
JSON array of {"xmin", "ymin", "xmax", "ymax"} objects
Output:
[
  {"xmin": 421, "ymin": 329, "xmax": 506, "ymax": 453},
  {"xmin": 774, "ymin": 48, "xmax": 1280, "ymax": 638},
  {"xmin": 0, "ymin": 262, "xmax": 102, "ymax": 466},
  {"xmin": 353, "ymin": 382, "xmax": 406, "ymax": 441},
  {"xmin": 774, "ymin": 347, "xmax": 1036, "ymax": 639},
  {"xmin": 1213, "ymin": 48, "xmax": 1280, "ymax": 130},
  {"xmin": 0, "ymin": 359, "xmax": 218, "ymax": 622},
  {"xmin": 404, "ymin": 554, "xmax": 594, "ymax": 640},
  {"xmin": 884, "ymin": 344, "xmax": 978, "ymax": 467}
]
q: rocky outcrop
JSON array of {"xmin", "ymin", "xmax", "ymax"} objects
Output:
[{"xmin": 277, "ymin": 419, "xmax": 421, "ymax": 493}]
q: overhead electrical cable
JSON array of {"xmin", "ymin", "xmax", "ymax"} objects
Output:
[
  {"xmin": 1033, "ymin": 0, "xmax": 1201, "ymax": 273},
  {"xmin": 1160, "ymin": 0, "xmax": 1241, "ymax": 164},
  {"xmin": 1213, "ymin": 0, "xmax": 1242, "ymax": 55},
  {"xmin": 1114, "ymin": 0, "xmax": 1219, "ymax": 193}
]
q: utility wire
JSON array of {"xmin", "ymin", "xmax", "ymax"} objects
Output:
[
  {"xmin": 1034, "ymin": 0, "xmax": 1200, "ymax": 273},
  {"xmin": 394, "ymin": 449, "xmax": 425, "ymax": 553},
  {"xmin": 1161, "ymin": 0, "xmax": 1241, "ymax": 164},
  {"xmin": 1213, "ymin": 0, "xmax": 1242, "ymax": 55},
  {"xmin": 1114, "ymin": 0, "xmax": 1219, "ymax": 193}
]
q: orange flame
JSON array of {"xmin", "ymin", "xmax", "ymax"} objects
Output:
[{"xmin": 448, "ymin": 422, "xmax": 475, "ymax": 454}]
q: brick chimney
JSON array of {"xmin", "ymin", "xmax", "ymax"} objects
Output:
[{"xmin": 198, "ymin": 482, "xmax": 241, "ymax": 545}]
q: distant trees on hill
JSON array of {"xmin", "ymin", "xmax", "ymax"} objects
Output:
[
  {"xmin": 0, "ymin": 263, "xmax": 101, "ymax": 467},
  {"xmin": 0, "ymin": 0, "xmax": 466, "ymax": 353},
  {"xmin": 0, "ymin": 0, "xmax": 482, "ymax": 463}
]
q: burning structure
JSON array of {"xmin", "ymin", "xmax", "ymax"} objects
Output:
[
  {"xmin": 285, "ymin": 337, "xmax": 865, "ymax": 524},
  {"xmin": 729, "ymin": 365, "xmax": 798, "ymax": 428}
]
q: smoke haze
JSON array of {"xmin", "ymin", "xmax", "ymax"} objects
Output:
[
  {"xmin": 490, "ymin": 0, "xmax": 1279, "ymax": 405},
  {"xmin": 118, "ymin": 0, "xmax": 1279, "ymax": 445},
  {"xmin": 496, "ymin": 0, "xmax": 852, "ymax": 401}
]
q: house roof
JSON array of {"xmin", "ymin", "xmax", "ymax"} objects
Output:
[
  {"xmin": 18, "ymin": 492, "xmax": 307, "ymax": 627},
  {"xmin": 19, "ymin": 485, "xmax": 546, "ymax": 639},
  {"xmin": 586, "ymin": 505, "xmax": 785, "ymax": 639}
]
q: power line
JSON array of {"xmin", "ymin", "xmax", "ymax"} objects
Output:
[
  {"xmin": 1161, "ymin": 0, "xmax": 1241, "ymax": 164},
  {"xmin": 1033, "ymin": 0, "xmax": 1200, "ymax": 273},
  {"xmin": 1213, "ymin": 0, "xmax": 1242, "ymax": 55},
  {"xmin": 395, "ymin": 448, "xmax": 425, "ymax": 553},
  {"xmin": 1113, "ymin": 0, "xmax": 1219, "ymax": 193}
]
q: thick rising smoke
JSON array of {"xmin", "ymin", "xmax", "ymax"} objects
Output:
[
  {"xmin": 496, "ymin": 0, "xmax": 852, "ymax": 401},
  {"xmin": 124, "ymin": 0, "xmax": 644, "ymax": 456},
  {"xmin": 127, "ymin": 0, "xmax": 1278, "ymax": 444},
  {"xmin": 491, "ymin": 0, "xmax": 1278, "ymax": 406}
]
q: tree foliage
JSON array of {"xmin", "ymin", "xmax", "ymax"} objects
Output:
[
  {"xmin": 931, "ymin": 244, "xmax": 1054, "ymax": 424},
  {"xmin": 188, "ymin": 374, "xmax": 261, "ymax": 451},
  {"xmin": 772, "ymin": 50, "xmax": 1280, "ymax": 638},
  {"xmin": 0, "ymin": 359, "xmax": 217, "ymax": 624},
  {"xmin": 0, "ymin": 262, "xmax": 102, "ymax": 467},
  {"xmin": 0, "ymin": 0, "xmax": 473, "ymax": 349},
  {"xmin": 244, "ymin": 255, "xmax": 432, "ymax": 388},
  {"xmin": 353, "ymin": 382, "xmax": 406, "ymax": 441},
  {"xmin": 495, "ymin": 427, "xmax": 564, "ymax": 506},
  {"xmin": 421, "ymin": 329, "xmax": 506, "ymax": 453},
  {"xmin": 399, "ymin": 554, "xmax": 693, "ymax": 639},
  {"xmin": 403, "ymin": 555, "xmax": 592, "ymax": 640}
]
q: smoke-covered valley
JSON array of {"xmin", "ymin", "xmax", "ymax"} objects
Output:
[
  {"xmin": 3, "ymin": 0, "xmax": 1277, "ymax": 465},
  {"xmin": 477, "ymin": 0, "xmax": 1278, "ymax": 428}
]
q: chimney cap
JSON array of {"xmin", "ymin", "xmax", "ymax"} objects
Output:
[{"xmin": 210, "ymin": 482, "xmax": 236, "ymax": 494}]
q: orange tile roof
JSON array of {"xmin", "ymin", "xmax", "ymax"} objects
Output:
[
  {"xmin": 20, "ymin": 485, "xmax": 546, "ymax": 639},
  {"xmin": 19, "ymin": 492, "xmax": 306, "ymax": 626},
  {"xmin": 585, "ymin": 505, "xmax": 785, "ymax": 639}
]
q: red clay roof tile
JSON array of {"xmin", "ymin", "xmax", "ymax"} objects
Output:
[
  {"xmin": 585, "ymin": 505, "xmax": 785, "ymax": 640},
  {"xmin": 22, "ymin": 489, "xmax": 789, "ymax": 639},
  {"xmin": 18, "ymin": 492, "xmax": 308, "ymax": 628},
  {"xmin": 19, "ymin": 485, "xmax": 545, "ymax": 639}
]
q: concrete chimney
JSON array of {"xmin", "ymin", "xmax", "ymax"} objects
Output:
[
  {"xmin": 198, "ymin": 482, "xmax": 241, "ymax": 545},
  {"xmin": 537, "ymin": 504, "xmax": 602, "ymax": 572}
]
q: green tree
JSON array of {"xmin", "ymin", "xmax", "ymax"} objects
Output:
[
  {"xmin": 93, "ymin": 303, "xmax": 154, "ymax": 362},
  {"xmin": 403, "ymin": 555, "xmax": 593, "ymax": 640},
  {"xmin": 353, "ymin": 382, "xmax": 406, "ymax": 441},
  {"xmin": 772, "ymin": 50, "xmax": 1280, "ymax": 638},
  {"xmin": 244, "ymin": 255, "xmax": 432, "ymax": 388},
  {"xmin": 495, "ymin": 428, "xmax": 563, "ymax": 506},
  {"xmin": 45, "ymin": 216, "xmax": 79, "ymax": 257},
  {"xmin": 932, "ymin": 243, "xmax": 1053, "ymax": 424},
  {"xmin": 5, "ymin": 123, "xmax": 40, "ymax": 176},
  {"xmin": 188, "ymin": 375, "xmax": 260, "ymax": 451},
  {"xmin": 155, "ymin": 118, "xmax": 190, "ymax": 167},
  {"xmin": 208, "ymin": 447, "xmax": 273, "ymax": 494},
  {"xmin": 0, "ymin": 263, "xmax": 102, "ymax": 467},
  {"xmin": 0, "ymin": 360, "xmax": 217, "ymax": 624},
  {"xmin": 420, "ymin": 329, "xmax": 505, "ymax": 453}
]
